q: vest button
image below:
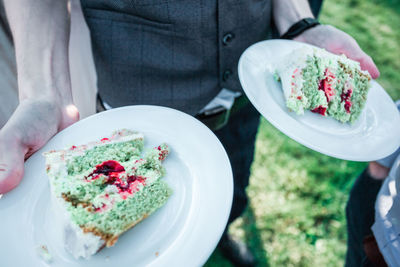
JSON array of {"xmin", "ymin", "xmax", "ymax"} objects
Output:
[
  {"xmin": 223, "ymin": 70, "xmax": 232, "ymax": 81},
  {"xmin": 222, "ymin": 33, "xmax": 234, "ymax": 45}
]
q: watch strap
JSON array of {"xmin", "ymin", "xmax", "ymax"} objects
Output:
[{"xmin": 280, "ymin": 18, "xmax": 320, "ymax": 39}]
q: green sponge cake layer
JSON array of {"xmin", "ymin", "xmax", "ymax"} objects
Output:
[
  {"xmin": 67, "ymin": 139, "xmax": 143, "ymax": 176},
  {"xmin": 68, "ymin": 179, "xmax": 171, "ymax": 239},
  {"xmin": 44, "ymin": 129, "xmax": 172, "ymax": 252},
  {"xmin": 277, "ymin": 46, "xmax": 371, "ymax": 123}
]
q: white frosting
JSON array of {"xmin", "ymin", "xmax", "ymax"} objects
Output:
[
  {"xmin": 64, "ymin": 218, "xmax": 105, "ymax": 259},
  {"xmin": 50, "ymin": 182, "xmax": 104, "ymax": 259},
  {"xmin": 43, "ymin": 130, "xmax": 144, "ymax": 162},
  {"xmin": 276, "ymin": 47, "xmax": 311, "ymax": 98}
]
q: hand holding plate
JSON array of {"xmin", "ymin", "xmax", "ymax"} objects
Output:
[
  {"xmin": 0, "ymin": 98, "xmax": 79, "ymax": 194},
  {"xmin": 294, "ymin": 25, "xmax": 380, "ymax": 79}
]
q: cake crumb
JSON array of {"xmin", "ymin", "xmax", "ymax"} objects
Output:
[
  {"xmin": 105, "ymin": 256, "xmax": 110, "ymax": 261},
  {"xmin": 36, "ymin": 245, "xmax": 53, "ymax": 263},
  {"xmin": 155, "ymin": 252, "xmax": 159, "ymax": 257}
]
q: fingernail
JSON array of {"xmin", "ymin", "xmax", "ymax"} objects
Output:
[{"xmin": 0, "ymin": 194, "xmax": 3, "ymax": 200}]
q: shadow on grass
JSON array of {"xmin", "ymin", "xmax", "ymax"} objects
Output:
[
  {"xmin": 205, "ymin": 205, "xmax": 269, "ymax": 267},
  {"xmin": 241, "ymin": 205, "xmax": 270, "ymax": 267}
]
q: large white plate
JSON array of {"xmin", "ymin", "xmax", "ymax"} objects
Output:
[
  {"xmin": 238, "ymin": 40, "xmax": 400, "ymax": 161},
  {"xmin": 0, "ymin": 105, "xmax": 233, "ymax": 267}
]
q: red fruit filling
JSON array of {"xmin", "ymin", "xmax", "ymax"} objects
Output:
[
  {"xmin": 340, "ymin": 88, "xmax": 353, "ymax": 114},
  {"xmin": 87, "ymin": 160, "xmax": 125, "ymax": 181},
  {"xmin": 344, "ymin": 101, "xmax": 352, "ymax": 113},
  {"xmin": 156, "ymin": 145, "xmax": 169, "ymax": 161},
  {"xmin": 318, "ymin": 68, "xmax": 336, "ymax": 102},
  {"xmin": 311, "ymin": 106, "xmax": 327, "ymax": 116},
  {"xmin": 94, "ymin": 203, "xmax": 107, "ymax": 212},
  {"xmin": 87, "ymin": 160, "xmax": 146, "ymax": 195},
  {"xmin": 107, "ymin": 174, "xmax": 146, "ymax": 194}
]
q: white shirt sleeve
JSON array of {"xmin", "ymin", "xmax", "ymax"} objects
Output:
[{"xmin": 372, "ymin": 154, "xmax": 400, "ymax": 266}]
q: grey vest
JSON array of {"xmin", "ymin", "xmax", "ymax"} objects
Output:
[{"xmin": 81, "ymin": 0, "xmax": 273, "ymax": 115}]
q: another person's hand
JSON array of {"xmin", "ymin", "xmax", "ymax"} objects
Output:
[
  {"xmin": 368, "ymin": 162, "xmax": 390, "ymax": 180},
  {"xmin": 0, "ymin": 98, "xmax": 79, "ymax": 194},
  {"xmin": 294, "ymin": 25, "xmax": 380, "ymax": 79}
]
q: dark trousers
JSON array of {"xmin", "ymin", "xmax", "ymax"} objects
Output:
[
  {"xmin": 345, "ymin": 169, "xmax": 384, "ymax": 266},
  {"xmin": 213, "ymin": 103, "xmax": 260, "ymax": 225}
]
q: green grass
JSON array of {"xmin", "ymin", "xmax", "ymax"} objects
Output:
[{"xmin": 205, "ymin": 0, "xmax": 400, "ymax": 266}]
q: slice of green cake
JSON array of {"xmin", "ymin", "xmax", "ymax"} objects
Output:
[
  {"xmin": 44, "ymin": 129, "xmax": 172, "ymax": 259},
  {"xmin": 276, "ymin": 46, "xmax": 371, "ymax": 123}
]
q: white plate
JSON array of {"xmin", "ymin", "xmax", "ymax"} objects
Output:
[
  {"xmin": 238, "ymin": 39, "xmax": 400, "ymax": 161},
  {"xmin": 0, "ymin": 105, "xmax": 233, "ymax": 267}
]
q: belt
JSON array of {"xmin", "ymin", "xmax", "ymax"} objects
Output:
[
  {"xmin": 96, "ymin": 94, "xmax": 250, "ymax": 131},
  {"xmin": 195, "ymin": 94, "xmax": 249, "ymax": 131}
]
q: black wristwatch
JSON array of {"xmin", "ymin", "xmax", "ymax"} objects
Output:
[{"xmin": 280, "ymin": 18, "xmax": 320, "ymax": 39}]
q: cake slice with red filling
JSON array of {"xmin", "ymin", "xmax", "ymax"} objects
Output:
[
  {"xmin": 276, "ymin": 46, "xmax": 371, "ymax": 123},
  {"xmin": 44, "ymin": 129, "xmax": 171, "ymax": 259}
]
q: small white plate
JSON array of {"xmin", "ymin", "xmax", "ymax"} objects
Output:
[
  {"xmin": 238, "ymin": 39, "xmax": 400, "ymax": 161},
  {"xmin": 0, "ymin": 105, "xmax": 233, "ymax": 267}
]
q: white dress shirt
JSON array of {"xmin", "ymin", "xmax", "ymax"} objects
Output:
[{"xmin": 372, "ymin": 101, "xmax": 400, "ymax": 266}]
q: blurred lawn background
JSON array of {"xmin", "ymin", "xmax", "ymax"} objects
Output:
[{"xmin": 205, "ymin": 0, "xmax": 400, "ymax": 266}]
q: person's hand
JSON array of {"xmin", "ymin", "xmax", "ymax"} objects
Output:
[
  {"xmin": 0, "ymin": 97, "xmax": 79, "ymax": 194},
  {"xmin": 368, "ymin": 162, "xmax": 389, "ymax": 180},
  {"xmin": 294, "ymin": 25, "xmax": 380, "ymax": 79}
]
